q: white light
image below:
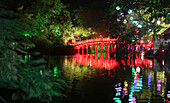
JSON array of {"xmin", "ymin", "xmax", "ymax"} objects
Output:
[
  {"xmin": 148, "ymin": 28, "xmax": 151, "ymax": 32},
  {"xmin": 157, "ymin": 20, "xmax": 161, "ymax": 25},
  {"xmin": 136, "ymin": 67, "xmax": 140, "ymax": 73},
  {"xmin": 132, "ymin": 21, "xmax": 137, "ymax": 24},
  {"xmin": 138, "ymin": 24, "xmax": 142, "ymax": 28},
  {"xmin": 123, "ymin": 19, "xmax": 127, "ymax": 24},
  {"xmin": 128, "ymin": 9, "xmax": 133, "ymax": 14},
  {"xmin": 167, "ymin": 94, "xmax": 170, "ymax": 98},
  {"xmin": 162, "ymin": 59, "xmax": 164, "ymax": 65}
]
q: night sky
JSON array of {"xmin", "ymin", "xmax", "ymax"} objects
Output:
[
  {"xmin": 61, "ymin": 0, "xmax": 109, "ymax": 32},
  {"xmin": 62, "ymin": 0, "xmax": 108, "ymax": 10}
]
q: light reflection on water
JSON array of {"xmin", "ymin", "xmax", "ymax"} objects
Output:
[{"xmin": 49, "ymin": 53, "xmax": 170, "ymax": 103}]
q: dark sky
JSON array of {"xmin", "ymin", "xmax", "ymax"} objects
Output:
[
  {"xmin": 0, "ymin": 0, "xmax": 19, "ymax": 9},
  {"xmin": 62, "ymin": 0, "xmax": 108, "ymax": 10},
  {"xmin": 0, "ymin": 0, "xmax": 108, "ymax": 11},
  {"xmin": 61, "ymin": 0, "xmax": 109, "ymax": 32}
]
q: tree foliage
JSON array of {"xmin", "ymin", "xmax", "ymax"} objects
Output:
[
  {"xmin": 108, "ymin": 0, "xmax": 170, "ymax": 40},
  {"xmin": 0, "ymin": 8, "xmax": 66, "ymax": 103},
  {"xmin": 18, "ymin": 0, "xmax": 73, "ymax": 46}
]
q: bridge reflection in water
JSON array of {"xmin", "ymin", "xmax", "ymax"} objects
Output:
[
  {"xmin": 74, "ymin": 52, "xmax": 153, "ymax": 71},
  {"xmin": 62, "ymin": 52, "xmax": 170, "ymax": 103},
  {"xmin": 75, "ymin": 53, "xmax": 118, "ymax": 70}
]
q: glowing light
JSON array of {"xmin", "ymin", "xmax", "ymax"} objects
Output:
[
  {"xmin": 117, "ymin": 18, "xmax": 121, "ymax": 21},
  {"xmin": 157, "ymin": 80, "xmax": 161, "ymax": 91},
  {"xmin": 138, "ymin": 24, "xmax": 142, "ymax": 28},
  {"xmin": 120, "ymin": 13, "xmax": 123, "ymax": 15},
  {"xmin": 128, "ymin": 9, "xmax": 133, "ymax": 14},
  {"xmin": 162, "ymin": 59, "xmax": 164, "ymax": 65},
  {"xmin": 116, "ymin": 6, "xmax": 120, "ymax": 10},
  {"xmin": 136, "ymin": 67, "xmax": 140, "ymax": 73},
  {"xmin": 24, "ymin": 33, "xmax": 32, "ymax": 37},
  {"xmin": 114, "ymin": 83, "xmax": 122, "ymax": 103},
  {"xmin": 157, "ymin": 20, "xmax": 161, "ymax": 25},
  {"xmin": 167, "ymin": 91, "xmax": 170, "ymax": 98},
  {"xmin": 148, "ymin": 73, "xmax": 151, "ymax": 87},
  {"xmin": 132, "ymin": 21, "xmax": 137, "ymax": 24},
  {"xmin": 40, "ymin": 70, "xmax": 43, "ymax": 75},
  {"xmin": 123, "ymin": 19, "xmax": 127, "ymax": 24},
  {"xmin": 130, "ymin": 16, "xmax": 133, "ymax": 20},
  {"xmin": 113, "ymin": 98, "xmax": 121, "ymax": 103},
  {"xmin": 25, "ymin": 55, "xmax": 31, "ymax": 63},
  {"xmin": 148, "ymin": 28, "xmax": 152, "ymax": 32},
  {"xmin": 54, "ymin": 66, "xmax": 58, "ymax": 77}
]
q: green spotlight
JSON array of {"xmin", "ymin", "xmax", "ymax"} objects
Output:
[
  {"xmin": 130, "ymin": 16, "xmax": 133, "ymax": 20},
  {"xmin": 116, "ymin": 6, "xmax": 120, "ymax": 10}
]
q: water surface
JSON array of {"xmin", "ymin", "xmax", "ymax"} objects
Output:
[{"xmin": 48, "ymin": 53, "xmax": 170, "ymax": 103}]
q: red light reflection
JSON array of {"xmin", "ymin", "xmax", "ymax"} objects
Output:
[
  {"xmin": 75, "ymin": 53, "xmax": 153, "ymax": 70},
  {"xmin": 75, "ymin": 54, "xmax": 118, "ymax": 70}
]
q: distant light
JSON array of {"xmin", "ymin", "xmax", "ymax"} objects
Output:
[
  {"xmin": 130, "ymin": 16, "xmax": 133, "ymax": 20},
  {"xmin": 120, "ymin": 13, "xmax": 123, "ymax": 15},
  {"xmin": 40, "ymin": 70, "xmax": 43, "ymax": 75},
  {"xmin": 132, "ymin": 21, "xmax": 137, "ymax": 24},
  {"xmin": 123, "ymin": 19, "xmax": 127, "ymax": 24},
  {"xmin": 116, "ymin": 6, "xmax": 120, "ymax": 10},
  {"xmin": 168, "ymin": 94, "xmax": 170, "ymax": 98},
  {"xmin": 128, "ymin": 9, "xmax": 133, "ymax": 14},
  {"xmin": 120, "ymin": 13, "xmax": 124, "ymax": 17},
  {"xmin": 157, "ymin": 20, "xmax": 161, "ymax": 25},
  {"xmin": 138, "ymin": 24, "xmax": 142, "ymax": 28},
  {"xmin": 117, "ymin": 18, "xmax": 121, "ymax": 21},
  {"xmin": 148, "ymin": 28, "xmax": 152, "ymax": 32},
  {"xmin": 136, "ymin": 67, "xmax": 140, "ymax": 73},
  {"xmin": 162, "ymin": 59, "xmax": 164, "ymax": 65}
]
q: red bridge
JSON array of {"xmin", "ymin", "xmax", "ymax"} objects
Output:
[{"xmin": 74, "ymin": 37, "xmax": 119, "ymax": 54}]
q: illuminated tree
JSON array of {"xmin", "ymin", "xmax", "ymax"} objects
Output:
[
  {"xmin": 108, "ymin": 0, "xmax": 170, "ymax": 41},
  {"xmin": 18, "ymin": 0, "xmax": 73, "ymax": 47},
  {"xmin": 70, "ymin": 5, "xmax": 108, "ymax": 38}
]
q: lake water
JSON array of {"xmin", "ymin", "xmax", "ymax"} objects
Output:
[{"xmin": 48, "ymin": 53, "xmax": 170, "ymax": 103}]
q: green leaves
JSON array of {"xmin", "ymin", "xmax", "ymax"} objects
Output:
[{"xmin": 0, "ymin": 7, "xmax": 66, "ymax": 103}]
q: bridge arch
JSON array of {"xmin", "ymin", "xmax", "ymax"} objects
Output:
[{"xmin": 74, "ymin": 37, "xmax": 119, "ymax": 54}]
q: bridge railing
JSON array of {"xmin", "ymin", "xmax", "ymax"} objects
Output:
[{"xmin": 75, "ymin": 37, "xmax": 118, "ymax": 45}]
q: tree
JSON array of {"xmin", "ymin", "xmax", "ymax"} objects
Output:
[
  {"xmin": 108, "ymin": 0, "xmax": 170, "ymax": 40},
  {"xmin": 0, "ymin": 7, "xmax": 66, "ymax": 103},
  {"xmin": 18, "ymin": 0, "xmax": 73, "ymax": 47}
]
